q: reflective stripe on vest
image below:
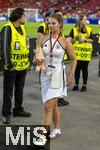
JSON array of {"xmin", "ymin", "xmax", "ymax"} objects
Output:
[
  {"xmin": 73, "ymin": 26, "xmax": 93, "ymax": 61},
  {"xmin": 4, "ymin": 22, "xmax": 30, "ymax": 70}
]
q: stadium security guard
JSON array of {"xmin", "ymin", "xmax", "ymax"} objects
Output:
[
  {"xmin": 1, "ymin": 8, "xmax": 31, "ymax": 124},
  {"xmin": 37, "ymin": 11, "xmax": 51, "ymax": 48},
  {"xmin": 70, "ymin": 13, "xmax": 93, "ymax": 91}
]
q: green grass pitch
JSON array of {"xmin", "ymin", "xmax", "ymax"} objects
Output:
[{"xmin": 0, "ymin": 21, "xmax": 99, "ymax": 38}]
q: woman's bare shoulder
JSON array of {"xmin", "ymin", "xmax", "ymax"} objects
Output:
[
  {"xmin": 59, "ymin": 36, "xmax": 71, "ymax": 42},
  {"xmin": 64, "ymin": 37, "xmax": 72, "ymax": 42},
  {"xmin": 59, "ymin": 36, "xmax": 72, "ymax": 48},
  {"xmin": 42, "ymin": 35, "xmax": 49, "ymax": 44}
]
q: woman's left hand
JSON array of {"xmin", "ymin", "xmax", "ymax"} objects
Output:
[
  {"xmin": 77, "ymin": 33, "xmax": 84, "ymax": 43},
  {"xmin": 36, "ymin": 59, "xmax": 43, "ymax": 64},
  {"xmin": 66, "ymin": 73, "xmax": 74, "ymax": 86}
]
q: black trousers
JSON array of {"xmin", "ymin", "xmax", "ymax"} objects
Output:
[
  {"xmin": 2, "ymin": 69, "xmax": 27, "ymax": 117},
  {"xmin": 75, "ymin": 60, "xmax": 89, "ymax": 85},
  {"xmin": 98, "ymin": 44, "xmax": 100, "ymax": 73},
  {"xmin": 99, "ymin": 56, "xmax": 100, "ymax": 73}
]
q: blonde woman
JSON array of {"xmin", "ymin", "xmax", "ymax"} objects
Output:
[
  {"xmin": 70, "ymin": 14, "xmax": 93, "ymax": 91},
  {"xmin": 36, "ymin": 13, "xmax": 77, "ymax": 138}
]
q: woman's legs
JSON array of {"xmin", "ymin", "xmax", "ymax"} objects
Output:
[
  {"xmin": 75, "ymin": 60, "xmax": 82, "ymax": 85},
  {"xmin": 43, "ymin": 98, "xmax": 57, "ymax": 126},
  {"xmin": 52, "ymin": 102, "xmax": 61, "ymax": 129},
  {"xmin": 80, "ymin": 61, "xmax": 89, "ymax": 91},
  {"xmin": 72, "ymin": 60, "xmax": 81, "ymax": 91},
  {"xmin": 81, "ymin": 61, "xmax": 89, "ymax": 85},
  {"xmin": 43, "ymin": 98, "xmax": 61, "ymax": 138}
]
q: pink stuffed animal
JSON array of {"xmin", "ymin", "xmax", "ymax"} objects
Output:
[{"xmin": 35, "ymin": 47, "xmax": 46, "ymax": 72}]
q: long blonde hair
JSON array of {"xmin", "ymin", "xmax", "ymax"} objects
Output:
[{"xmin": 75, "ymin": 13, "xmax": 87, "ymax": 33}]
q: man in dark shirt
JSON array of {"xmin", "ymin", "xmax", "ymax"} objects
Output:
[
  {"xmin": 1, "ymin": 8, "xmax": 31, "ymax": 124},
  {"xmin": 37, "ymin": 11, "xmax": 51, "ymax": 48}
]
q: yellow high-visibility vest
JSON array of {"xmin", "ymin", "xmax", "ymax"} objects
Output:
[
  {"xmin": 73, "ymin": 26, "xmax": 93, "ymax": 61},
  {"xmin": 40, "ymin": 22, "xmax": 50, "ymax": 35},
  {"xmin": 98, "ymin": 32, "xmax": 100, "ymax": 44},
  {"xmin": 36, "ymin": 23, "xmax": 50, "ymax": 48},
  {"xmin": 4, "ymin": 22, "xmax": 30, "ymax": 70}
]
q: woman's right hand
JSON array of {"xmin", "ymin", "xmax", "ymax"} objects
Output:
[
  {"xmin": 77, "ymin": 33, "xmax": 84, "ymax": 43},
  {"xmin": 34, "ymin": 59, "xmax": 43, "ymax": 65}
]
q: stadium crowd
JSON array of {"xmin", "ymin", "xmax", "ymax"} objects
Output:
[{"xmin": 0, "ymin": 0, "xmax": 100, "ymax": 18}]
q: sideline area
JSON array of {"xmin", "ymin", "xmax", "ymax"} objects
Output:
[{"xmin": 0, "ymin": 57, "xmax": 100, "ymax": 150}]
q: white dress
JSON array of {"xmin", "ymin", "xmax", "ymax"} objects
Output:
[{"xmin": 41, "ymin": 38, "xmax": 67, "ymax": 103}]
